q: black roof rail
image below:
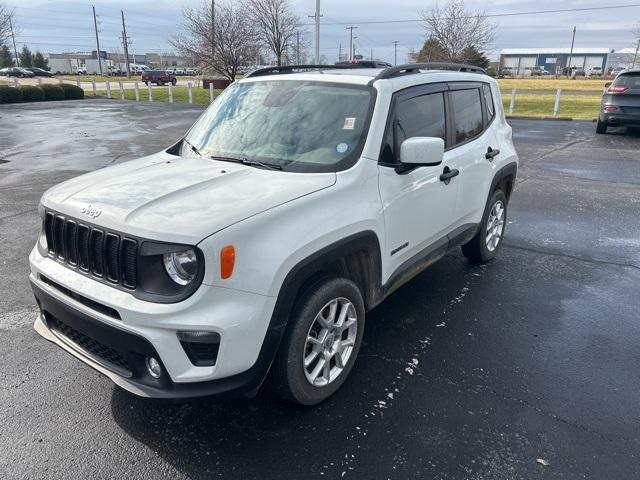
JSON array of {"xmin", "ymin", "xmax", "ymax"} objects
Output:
[
  {"xmin": 245, "ymin": 64, "xmax": 361, "ymax": 78},
  {"xmin": 367, "ymin": 62, "xmax": 486, "ymax": 85}
]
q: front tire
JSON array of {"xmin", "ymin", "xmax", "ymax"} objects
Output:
[
  {"xmin": 596, "ymin": 119, "xmax": 607, "ymax": 134},
  {"xmin": 271, "ymin": 276, "xmax": 365, "ymax": 405},
  {"xmin": 462, "ymin": 189, "xmax": 508, "ymax": 263}
]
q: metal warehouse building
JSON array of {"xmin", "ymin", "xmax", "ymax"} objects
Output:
[{"xmin": 499, "ymin": 48, "xmax": 610, "ymax": 75}]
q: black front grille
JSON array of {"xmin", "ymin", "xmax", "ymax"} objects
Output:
[
  {"xmin": 46, "ymin": 312, "xmax": 132, "ymax": 376},
  {"xmin": 44, "ymin": 211, "xmax": 138, "ymax": 290}
]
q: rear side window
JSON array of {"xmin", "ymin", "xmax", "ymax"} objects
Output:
[
  {"xmin": 450, "ymin": 89, "xmax": 484, "ymax": 144},
  {"xmin": 482, "ymin": 84, "xmax": 495, "ymax": 121}
]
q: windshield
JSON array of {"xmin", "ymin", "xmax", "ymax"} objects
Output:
[{"xmin": 183, "ymin": 80, "xmax": 375, "ymax": 172}]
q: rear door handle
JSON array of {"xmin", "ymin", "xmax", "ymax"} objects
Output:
[
  {"xmin": 485, "ymin": 147, "xmax": 500, "ymax": 160},
  {"xmin": 439, "ymin": 166, "xmax": 459, "ymax": 184}
]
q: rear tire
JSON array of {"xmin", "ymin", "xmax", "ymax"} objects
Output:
[
  {"xmin": 596, "ymin": 119, "xmax": 607, "ymax": 134},
  {"xmin": 462, "ymin": 189, "xmax": 508, "ymax": 264},
  {"xmin": 158, "ymin": 80, "xmax": 164, "ymax": 86},
  {"xmin": 271, "ymin": 276, "xmax": 365, "ymax": 405}
]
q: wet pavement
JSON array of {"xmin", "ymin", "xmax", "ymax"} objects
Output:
[{"xmin": 1, "ymin": 100, "xmax": 639, "ymax": 479}]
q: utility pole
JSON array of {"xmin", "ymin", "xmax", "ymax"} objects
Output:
[
  {"xmin": 346, "ymin": 26, "xmax": 357, "ymax": 61},
  {"xmin": 392, "ymin": 40, "xmax": 399, "ymax": 66},
  {"xmin": 121, "ymin": 10, "xmax": 131, "ymax": 78},
  {"xmin": 296, "ymin": 31, "xmax": 300, "ymax": 64},
  {"xmin": 633, "ymin": 39, "xmax": 640, "ymax": 68},
  {"xmin": 314, "ymin": 0, "xmax": 320, "ymax": 64},
  {"xmin": 9, "ymin": 16, "xmax": 19, "ymax": 67},
  {"xmin": 92, "ymin": 6, "xmax": 103, "ymax": 76},
  {"xmin": 370, "ymin": 48, "xmax": 373, "ymax": 60},
  {"xmin": 338, "ymin": 44, "xmax": 342, "ymax": 62},
  {"xmin": 566, "ymin": 26, "xmax": 576, "ymax": 77}
]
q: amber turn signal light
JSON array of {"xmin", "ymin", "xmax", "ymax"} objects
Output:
[{"xmin": 220, "ymin": 245, "xmax": 235, "ymax": 279}]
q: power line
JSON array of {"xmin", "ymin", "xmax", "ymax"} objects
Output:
[{"xmin": 299, "ymin": 3, "xmax": 640, "ymax": 26}]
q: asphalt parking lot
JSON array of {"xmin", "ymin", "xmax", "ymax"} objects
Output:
[{"xmin": 1, "ymin": 100, "xmax": 639, "ymax": 479}]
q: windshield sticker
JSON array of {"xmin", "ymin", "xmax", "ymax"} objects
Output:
[
  {"xmin": 336, "ymin": 143, "xmax": 349, "ymax": 154},
  {"xmin": 343, "ymin": 117, "xmax": 356, "ymax": 130}
]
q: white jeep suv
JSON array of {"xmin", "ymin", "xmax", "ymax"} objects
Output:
[{"xmin": 30, "ymin": 63, "xmax": 518, "ymax": 404}]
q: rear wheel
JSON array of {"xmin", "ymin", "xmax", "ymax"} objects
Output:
[
  {"xmin": 596, "ymin": 119, "xmax": 608, "ymax": 134},
  {"xmin": 158, "ymin": 80, "xmax": 164, "ymax": 86},
  {"xmin": 271, "ymin": 276, "xmax": 365, "ymax": 405},
  {"xmin": 462, "ymin": 189, "xmax": 507, "ymax": 263}
]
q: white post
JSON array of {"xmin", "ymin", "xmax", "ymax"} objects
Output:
[
  {"xmin": 119, "ymin": 81, "xmax": 124, "ymax": 100},
  {"xmin": 168, "ymin": 83, "xmax": 173, "ymax": 103},
  {"xmin": 76, "ymin": 77, "xmax": 81, "ymax": 88},
  {"xmin": 106, "ymin": 80, "xmax": 111, "ymax": 99},
  {"xmin": 13, "ymin": 77, "xmax": 18, "ymax": 86},
  {"xmin": 58, "ymin": 78, "xmax": 63, "ymax": 85},
  {"xmin": 92, "ymin": 76, "xmax": 96, "ymax": 96},
  {"xmin": 134, "ymin": 82, "xmax": 139, "ymax": 101},
  {"xmin": 209, "ymin": 82, "xmax": 214, "ymax": 103},
  {"xmin": 553, "ymin": 88, "xmax": 562, "ymax": 117},
  {"xmin": 187, "ymin": 82, "xmax": 193, "ymax": 104},
  {"xmin": 509, "ymin": 89, "xmax": 516, "ymax": 115},
  {"xmin": 147, "ymin": 82, "xmax": 153, "ymax": 102},
  {"xmin": 37, "ymin": 77, "xmax": 42, "ymax": 86}
]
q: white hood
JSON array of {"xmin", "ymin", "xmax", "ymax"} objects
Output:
[{"xmin": 41, "ymin": 151, "xmax": 336, "ymax": 244}]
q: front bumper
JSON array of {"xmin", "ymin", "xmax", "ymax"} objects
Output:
[{"xmin": 30, "ymin": 247, "xmax": 280, "ymax": 399}]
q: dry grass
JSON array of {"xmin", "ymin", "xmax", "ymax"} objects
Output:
[
  {"xmin": 498, "ymin": 77, "xmax": 607, "ymax": 93},
  {"xmin": 502, "ymin": 94, "xmax": 601, "ymax": 120}
]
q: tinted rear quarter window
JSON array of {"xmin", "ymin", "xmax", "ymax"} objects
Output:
[
  {"xmin": 482, "ymin": 84, "xmax": 495, "ymax": 121},
  {"xmin": 614, "ymin": 73, "xmax": 640, "ymax": 88},
  {"xmin": 450, "ymin": 88, "xmax": 483, "ymax": 144}
]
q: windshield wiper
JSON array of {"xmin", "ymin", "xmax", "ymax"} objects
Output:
[
  {"xmin": 183, "ymin": 138, "xmax": 203, "ymax": 157},
  {"xmin": 240, "ymin": 158, "xmax": 283, "ymax": 171},
  {"xmin": 208, "ymin": 155, "xmax": 283, "ymax": 171}
]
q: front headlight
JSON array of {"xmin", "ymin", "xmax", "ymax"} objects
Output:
[{"xmin": 163, "ymin": 249, "xmax": 197, "ymax": 285}]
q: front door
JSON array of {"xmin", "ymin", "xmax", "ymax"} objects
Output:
[{"xmin": 378, "ymin": 84, "xmax": 460, "ymax": 279}]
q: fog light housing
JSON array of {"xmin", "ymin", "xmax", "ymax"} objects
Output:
[
  {"xmin": 178, "ymin": 331, "xmax": 220, "ymax": 367},
  {"xmin": 145, "ymin": 356, "xmax": 162, "ymax": 378}
]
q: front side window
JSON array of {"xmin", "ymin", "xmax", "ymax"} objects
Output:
[
  {"xmin": 380, "ymin": 92, "xmax": 446, "ymax": 164},
  {"xmin": 450, "ymin": 88, "xmax": 484, "ymax": 144},
  {"xmin": 184, "ymin": 80, "xmax": 375, "ymax": 173}
]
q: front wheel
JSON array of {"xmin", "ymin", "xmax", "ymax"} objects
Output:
[
  {"xmin": 271, "ymin": 276, "xmax": 365, "ymax": 405},
  {"xmin": 462, "ymin": 189, "xmax": 508, "ymax": 263},
  {"xmin": 157, "ymin": 80, "xmax": 164, "ymax": 86}
]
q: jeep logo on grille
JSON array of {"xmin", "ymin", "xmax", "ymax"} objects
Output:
[{"xmin": 81, "ymin": 204, "xmax": 102, "ymax": 219}]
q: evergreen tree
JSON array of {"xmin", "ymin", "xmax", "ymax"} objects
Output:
[
  {"xmin": 0, "ymin": 43, "xmax": 14, "ymax": 68},
  {"xmin": 459, "ymin": 46, "xmax": 490, "ymax": 69},
  {"xmin": 416, "ymin": 36, "xmax": 447, "ymax": 63},
  {"xmin": 19, "ymin": 45, "xmax": 33, "ymax": 68},
  {"xmin": 32, "ymin": 50, "xmax": 49, "ymax": 70}
]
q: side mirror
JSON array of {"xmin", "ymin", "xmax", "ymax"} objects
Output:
[
  {"xmin": 398, "ymin": 137, "xmax": 444, "ymax": 172},
  {"xmin": 604, "ymin": 81, "xmax": 612, "ymax": 88}
]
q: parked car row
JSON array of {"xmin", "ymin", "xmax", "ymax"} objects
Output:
[{"xmin": 166, "ymin": 67, "xmax": 200, "ymax": 76}]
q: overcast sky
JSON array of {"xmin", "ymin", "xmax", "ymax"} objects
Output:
[{"xmin": 8, "ymin": 0, "xmax": 640, "ymax": 63}]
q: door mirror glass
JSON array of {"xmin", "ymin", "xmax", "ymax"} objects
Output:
[{"xmin": 399, "ymin": 137, "xmax": 444, "ymax": 166}]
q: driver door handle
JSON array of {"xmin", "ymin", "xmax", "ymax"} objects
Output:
[
  {"xmin": 439, "ymin": 166, "xmax": 459, "ymax": 184},
  {"xmin": 485, "ymin": 147, "xmax": 500, "ymax": 160}
]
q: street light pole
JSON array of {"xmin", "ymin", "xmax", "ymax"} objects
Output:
[
  {"xmin": 566, "ymin": 26, "xmax": 576, "ymax": 77},
  {"xmin": 9, "ymin": 16, "xmax": 19, "ymax": 67},
  {"xmin": 121, "ymin": 10, "xmax": 131, "ymax": 78},
  {"xmin": 392, "ymin": 40, "xmax": 399, "ymax": 66},
  {"xmin": 633, "ymin": 39, "xmax": 640, "ymax": 68},
  {"xmin": 314, "ymin": 0, "xmax": 320, "ymax": 64}
]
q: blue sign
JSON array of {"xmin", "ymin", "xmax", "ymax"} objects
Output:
[{"xmin": 99, "ymin": 50, "xmax": 107, "ymax": 59}]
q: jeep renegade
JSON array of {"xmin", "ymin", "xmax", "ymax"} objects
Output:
[{"xmin": 30, "ymin": 63, "xmax": 518, "ymax": 405}]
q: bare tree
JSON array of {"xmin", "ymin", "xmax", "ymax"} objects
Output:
[
  {"xmin": 171, "ymin": 0, "xmax": 257, "ymax": 81},
  {"xmin": 0, "ymin": 3, "xmax": 16, "ymax": 47},
  {"xmin": 421, "ymin": 0, "xmax": 496, "ymax": 63},
  {"xmin": 247, "ymin": 0, "xmax": 300, "ymax": 66}
]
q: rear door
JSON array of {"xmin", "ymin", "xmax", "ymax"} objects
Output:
[{"xmin": 445, "ymin": 83, "xmax": 499, "ymax": 226}]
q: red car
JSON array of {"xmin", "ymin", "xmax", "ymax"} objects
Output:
[{"xmin": 141, "ymin": 70, "xmax": 177, "ymax": 86}]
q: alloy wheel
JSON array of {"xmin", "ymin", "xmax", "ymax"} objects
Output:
[{"xmin": 485, "ymin": 200, "xmax": 505, "ymax": 252}]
